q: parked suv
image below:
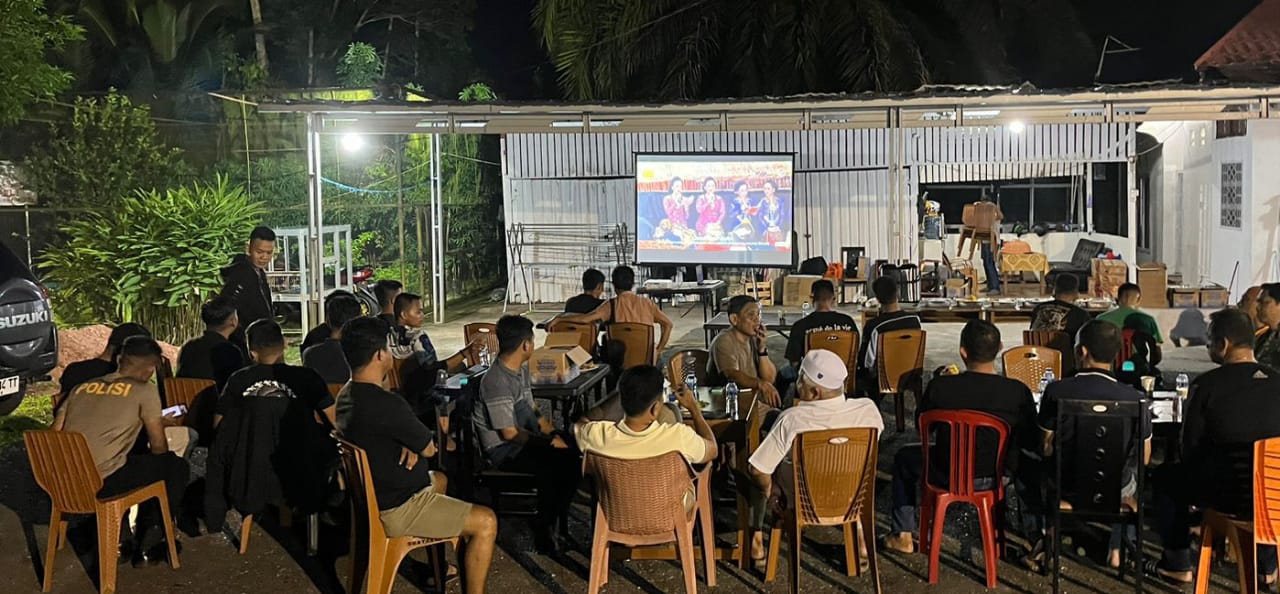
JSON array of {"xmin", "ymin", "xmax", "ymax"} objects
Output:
[{"xmin": 0, "ymin": 241, "xmax": 56, "ymax": 415}]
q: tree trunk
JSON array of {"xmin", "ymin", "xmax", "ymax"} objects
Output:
[{"xmin": 248, "ymin": 0, "xmax": 269, "ymax": 74}]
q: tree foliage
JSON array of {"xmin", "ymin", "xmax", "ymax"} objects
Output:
[
  {"xmin": 0, "ymin": 0, "xmax": 84, "ymax": 125},
  {"xmin": 41, "ymin": 175, "xmax": 263, "ymax": 342},
  {"xmin": 337, "ymin": 42, "xmax": 383, "ymax": 87},
  {"xmin": 25, "ymin": 93, "xmax": 188, "ymax": 208}
]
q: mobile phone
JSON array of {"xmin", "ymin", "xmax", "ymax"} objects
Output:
[{"xmin": 162, "ymin": 404, "xmax": 188, "ymax": 418}]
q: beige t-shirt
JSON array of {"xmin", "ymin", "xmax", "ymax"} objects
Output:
[
  {"xmin": 597, "ymin": 292, "xmax": 661, "ymax": 326},
  {"xmin": 61, "ymin": 373, "xmax": 163, "ymax": 477},
  {"xmin": 575, "ymin": 419, "xmax": 708, "ymax": 463},
  {"xmin": 708, "ymin": 329, "xmax": 759, "ymax": 385}
]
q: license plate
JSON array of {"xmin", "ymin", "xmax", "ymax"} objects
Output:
[{"xmin": 0, "ymin": 376, "xmax": 20, "ymax": 397}]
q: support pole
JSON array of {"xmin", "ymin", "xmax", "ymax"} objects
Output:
[
  {"xmin": 1085, "ymin": 162, "xmax": 1094, "ymax": 233},
  {"xmin": 1126, "ymin": 157, "xmax": 1139, "ymax": 273},
  {"xmin": 396, "ymin": 135, "xmax": 406, "ymax": 284},
  {"xmin": 306, "ymin": 113, "xmax": 325, "ymax": 326},
  {"xmin": 431, "ymin": 134, "xmax": 445, "ymax": 324}
]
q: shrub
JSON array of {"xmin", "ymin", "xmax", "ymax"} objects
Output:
[
  {"xmin": 41, "ymin": 176, "xmax": 264, "ymax": 342},
  {"xmin": 336, "ymin": 42, "xmax": 381, "ymax": 88}
]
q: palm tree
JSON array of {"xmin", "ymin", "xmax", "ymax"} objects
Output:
[{"xmin": 534, "ymin": 0, "xmax": 929, "ymax": 101}]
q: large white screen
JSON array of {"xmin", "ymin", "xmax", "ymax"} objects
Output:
[{"xmin": 635, "ymin": 154, "xmax": 794, "ymax": 267}]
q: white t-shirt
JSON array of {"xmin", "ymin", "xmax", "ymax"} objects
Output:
[
  {"xmin": 575, "ymin": 418, "xmax": 708, "ymax": 463},
  {"xmin": 748, "ymin": 397, "xmax": 884, "ymax": 476}
]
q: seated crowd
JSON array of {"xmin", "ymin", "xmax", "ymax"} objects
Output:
[{"xmin": 41, "ymin": 260, "xmax": 1280, "ymax": 593}]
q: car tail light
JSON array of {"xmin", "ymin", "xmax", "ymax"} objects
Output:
[{"xmin": 37, "ymin": 284, "xmax": 48, "ymax": 300}]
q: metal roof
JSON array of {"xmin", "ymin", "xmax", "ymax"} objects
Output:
[{"xmin": 257, "ymin": 82, "xmax": 1280, "ymax": 135}]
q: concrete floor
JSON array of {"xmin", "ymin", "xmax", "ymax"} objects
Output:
[{"xmin": 0, "ymin": 300, "xmax": 1236, "ymax": 594}]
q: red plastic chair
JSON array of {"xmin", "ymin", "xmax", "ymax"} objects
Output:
[
  {"xmin": 918, "ymin": 409, "xmax": 1011, "ymax": 590},
  {"xmin": 1115, "ymin": 328, "xmax": 1136, "ymax": 369}
]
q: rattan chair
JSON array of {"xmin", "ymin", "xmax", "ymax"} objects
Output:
[
  {"xmin": 764, "ymin": 427, "xmax": 881, "ymax": 594},
  {"xmin": 606, "ymin": 322, "xmax": 656, "ymax": 370},
  {"xmin": 336, "ymin": 435, "xmax": 455, "ymax": 594},
  {"xmin": 667, "ymin": 349, "xmax": 710, "ymax": 387},
  {"xmin": 463, "ymin": 322, "xmax": 499, "ymax": 367},
  {"xmin": 585, "ymin": 451, "xmax": 712, "ymax": 594},
  {"xmin": 328, "ymin": 383, "xmax": 345, "ymax": 399},
  {"xmin": 547, "ymin": 318, "xmax": 598, "ymax": 356},
  {"xmin": 804, "ymin": 329, "xmax": 859, "ymax": 392},
  {"xmin": 25, "ymin": 430, "xmax": 180, "ymax": 593},
  {"xmin": 877, "ymin": 329, "xmax": 926, "ymax": 432},
  {"xmin": 1001, "ymin": 346, "xmax": 1063, "ymax": 393}
]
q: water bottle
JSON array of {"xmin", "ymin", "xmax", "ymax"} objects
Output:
[
  {"xmin": 1175, "ymin": 372, "xmax": 1190, "ymax": 421},
  {"xmin": 725, "ymin": 382, "xmax": 740, "ymax": 420},
  {"xmin": 435, "ymin": 369, "xmax": 449, "ymax": 386},
  {"xmin": 684, "ymin": 372, "xmax": 698, "ymax": 395},
  {"xmin": 1037, "ymin": 368, "xmax": 1054, "ymax": 397},
  {"xmin": 478, "ymin": 343, "xmax": 492, "ymax": 367},
  {"xmin": 801, "ymin": 301, "xmax": 813, "ymax": 318}
]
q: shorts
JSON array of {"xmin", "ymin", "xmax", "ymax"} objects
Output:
[{"xmin": 379, "ymin": 486, "xmax": 472, "ymax": 540}]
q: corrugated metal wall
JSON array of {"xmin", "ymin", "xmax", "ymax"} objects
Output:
[{"xmin": 503, "ymin": 124, "xmax": 1135, "ymax": 304}]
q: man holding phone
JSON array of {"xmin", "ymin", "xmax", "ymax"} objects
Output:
[{"xmin": 54, "ymin": 336, "xmax": 189, "ymax": 566}]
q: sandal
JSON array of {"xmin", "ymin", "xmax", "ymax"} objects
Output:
[{"xmin": 1140, "ymin": 559, "xmax": 1193, "ymax": 584}]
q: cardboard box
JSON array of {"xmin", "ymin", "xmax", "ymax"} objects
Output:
[
  {"xmin": 1168, "ymin": 286, "xmax": 1199, "ymax": 308},
  {"xmin": 1135, "ymin": 263, "xmax": 1168, "ymax": 309},
  {"xmin": 530, "ymin": 333, "xmax": 592, "ymax": 385},
  {"xmin": 1089, "ymin": 259, "xmax": 1128, "ymax": 298},
  {"xmin": 1200, "ymin": 284, "xmax": 1229, "ymax": 308},
  {"xmin": 774, "ymin": 274, "xmax": 824, "ymax": 306}
]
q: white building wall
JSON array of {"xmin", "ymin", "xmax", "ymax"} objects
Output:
[{"xmin": 1250, "ymin": 121, "xmax": 1280, "ymax": 285}]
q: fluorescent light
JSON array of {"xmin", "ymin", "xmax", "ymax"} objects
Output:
[
  {"xmin": 965, "ymin": 110, "xmax": 1001, "ymax": 119},
  {"xmin": 589, "ymin": 119, "xmax": 622, "ymax": 127},
  {"xmin": 811, "ymin": 113, "xmax": 854, "ymax": 124},
  {"xmin": 920, "ymin": 111, "xmax": 957, "ymax": 121},
  {"xmin": 550, "ymin": 120, "xmax": 583, "ymax": 128},
  {"xmin": 456, "ymin": 121, "xmax": 487, "ymax": 128},
  {"xmin": 1009, "ymin": 120, "xmax": 1026, "ymax": 134},
  {"xmin": 685, "ymin": 118, "xmax": 720, "ymax": 127}
]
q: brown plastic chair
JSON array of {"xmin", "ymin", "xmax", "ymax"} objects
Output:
[
  {"xmin": 161, "ymin": 377, "xmax": 215, "ymax": 410},
  {"xmin": 735, "ymin": 390, "xmax": 768, "ymax": 570},
  {"xmin": 585, "ymin": 451, "xmax": 712, "ymax": 594},
  {"xmin": 25, "ymin": 430, "xmax": 180, "ymax": 593},
  {"xmin": 463, "ymin": 323, "xmax": 499, "ymax": 367},
  {"xmin": 667, "ymin": 349, "xmax": 710, "ymax": 387},
  {"xmin": 336, "ymin": 435, "xmax": 454, "ymax": 594},
  {"xmin": 1023, "ymin": 329, "xmax": 1067, "ymax": 348},
  {"xmin": 1000, "ymin": 346, "xmax": 1063, "ymax": 393},
  {"xmin": 1193, "ymin": 437, "xmax": 1280, "ymax": 594},
  {"xmin": 877, "ymin": 329, "xmax": 926, "ymax": 432},
  {"xmin": 383, "ymin": 357, "xmax": 411, "ymax": 393},
  {"xmin": 547, "ymin": 318, "xmax": 598, "ymax": 356},
  {"xmin": 328, "ymin": 383, "xmax": 345, "ymax": 399},
  {"xmin": 764, "ymin": 428, "xmax": 882, "ymax": 594},
  {"xmin": 956, "ymin": 203, "xmax": 977, "ymax": 257},
  {"xmin": 967, "ymin": 201, "xmax": 1000, "ymax": 259},
  {"xmin": 804, "ymin": 329, "xmax": 860, "ymax": 393},
  {"xmin": 606, "ymin": 322, "xmax": 656, "ymax": 370}
]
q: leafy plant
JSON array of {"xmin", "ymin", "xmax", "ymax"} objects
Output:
[
  {"xmin": 0, "ymin": 0, "xmax": 83, "ymax": 125},
  {"xmin": 24, "ymin": 93, "xmax": 188, "ymax": 208},
  {"xmin": 41, "ymin": 175, "xmax": 264, "ymax": 342},
  {"xmin": 353, "ymin": 231, "xmax": 383, "ymax": 265},
  {"xmin": 336, "ymin": 42, "xmax": 382, "ymax": 87}
]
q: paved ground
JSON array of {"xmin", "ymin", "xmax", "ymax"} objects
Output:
[{"xmin": 0, "ymin": 301, "xmax": 1238, "ymax": 593}]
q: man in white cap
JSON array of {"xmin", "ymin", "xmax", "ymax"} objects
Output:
[{"xmin": 742, "ymin": 349, "xmax": 884, "ymax": 567}]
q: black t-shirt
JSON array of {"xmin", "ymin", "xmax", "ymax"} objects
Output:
[
  {"xmin": 60, "ymin": 358, "xmax": 114, "ymax": 399},
  {"xmin": 376, "ymin": 313, "xmax": 397, "ymax": 328},
  {"xmin": 1183, "ymin": 362, "xmax": 1280, "ymax": 515},
  {"xmin": 785, "ymin": 310, "xmax": 858, "ymax": 364},
  {"xmin": 177, "ymin": 330, "xmax": 247, "ymax": 389},
  {"xmin": 302, "ymin": 339, "xmax": 352, "ymax": 385},
  {"xmin": 1029, "ymin": 299, "xmax": 1091, "ymax": 341},
  {"xmin": 1038, "ymin": 370, "xmax": 1152, "ymax": 496},
  {"xmin": 336, "ymin": 381, "xmax": 434, "ymax": 510},
  {"xmin": 299, "ymin": 323, "xmax": 331, "ymax": 358},
  {"xmin": 216, "ymin": 363, "xmax": 335, "ymax": 418},
  {"xmin": 858, "ymin": 310, "xmax": 922, "ymax": 381},
  {"xmin": 917, "ymin": 371, "xmax": 1037, "ymax": 479},
  {"xmin": 564, "ymin": 293, "xmax": 605, "ymax": 315}
]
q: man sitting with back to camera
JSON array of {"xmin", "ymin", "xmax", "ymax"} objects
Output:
[
  {"xmin": 177, "ymin": 295, "xmax": 247, "ymax": 391},
  {"xmin": 1037, "ymin": 320, "xmax": 1151, "ymax": 571},
  {"xmin": 560, "ymin": 265, "xmax": 675, "ymax": 360},
  {"xmin": 781, "ymin": 279, "xmax": 856, "ymax": 396},
  {"xmin": 299, "ymin": 290, "xmax": 357, "ymax": 356},
  {"xmin": 337, "ymin": 317, "xmax": 498, "ymax": 594},
  {"xmin": 373, "ymin": 279, "xmax": 404, "ymax": 328},
  {"xmin": 205, "ymin": 319, "xmax": 338, "ymax": 535},
  {"xmin": 883, "ymin": 320, "xmax": 1037, "ymax": 554},
  {"xmin": 563, "ymin": 268, "xmax": 607, "ymax": 315},
  {"xmin": 707, "ymin": 295, "xmax": 782, "ymax": 407},
  {"xmin": 302, "ymin": 295, "xmax": 363, "ymax": 385},
  {"xmin": 574, "ymin": 365, "xmax": 717, "ymax": 510},
  {"xmin": 744, "ymin": 349, "xmax": 883, "ymax": 568},
  {"xmin": 475, "ymin": 315, "xmax": 581, "ymax": 554},
  {"xmin": 54, "ymin": 336, "xmax": 190, "ymax": 565},
  {"xmin": 857, "ymin": 276, "xmax": 921, "ymax": 400},
  {"xmin": 58, "ymin": 323, "xmax": 152, "ymax": 408}
]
